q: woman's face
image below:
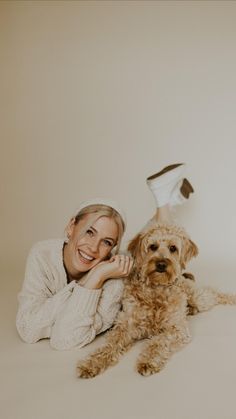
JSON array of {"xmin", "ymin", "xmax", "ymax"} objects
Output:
[{"xmin": 64, "ymin": 214, "xmax": 119, "ymax": 278}]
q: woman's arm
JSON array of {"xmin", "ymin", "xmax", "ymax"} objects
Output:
[
  {"xmin": 17, "ymin": 246, "xmax": 131, "ymax": 349},
  {"xmin": 50, "ymin": 279, "xmax": 124, "ymax": 350},
  {"xmin": 16, "ymin": 244, "xmax": 75, "ymax": 343},
  {"xmin": 50, "ymin": 255, "xmax": 132, "ymax": 350}
]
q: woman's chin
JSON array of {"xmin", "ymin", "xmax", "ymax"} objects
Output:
[
  {"xmin": 74, "ymin": 253, "xmax": 104, "ymax": 274},
  {"xmin": 76, "ymin": 259, "xmax": 99, "ymax": 273}
]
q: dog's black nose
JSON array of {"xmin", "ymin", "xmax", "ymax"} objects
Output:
[{"xmin": 156, "ymin": 261, "xmax": 167, "ymax": 273}]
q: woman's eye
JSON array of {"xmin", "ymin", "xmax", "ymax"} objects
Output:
[
  {"xmin": 169, "ymin": 245, "xmax": 177, "ymax": 253},
  {"xmin": 149, "ymin": 244, "xmax": 158, "ymax": 251},
  {"xmin": 103, "ymin": 240, "xmax": 113, "ymax": 247},
  {"xmin": 86, "ymin": 229, "xmax": 94, "ymax": 237}
]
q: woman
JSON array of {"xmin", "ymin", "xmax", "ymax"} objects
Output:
[
  {"xmin": 16, "ymin": 198, "xmax": 133, "ymax": 350},
  {"xmin": 16, "ymin": 164, "xmax": 194, "ymax": 350}
]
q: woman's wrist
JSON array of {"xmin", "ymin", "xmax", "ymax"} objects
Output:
[{"xmin": 79, "ymin": 272, "xmax": 106, "ymax": 290}]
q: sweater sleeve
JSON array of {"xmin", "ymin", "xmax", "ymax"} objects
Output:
[
  {"xmin": 16, "ymin": 245, "xmax": 75, "ymax": 344},
  {"xmin": 50, "ymin": 279, "xmax": 124, "ymax": 350}
]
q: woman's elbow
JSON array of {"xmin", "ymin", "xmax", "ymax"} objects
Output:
[
  {"xmin": 50, "ymin": 329, "xmax": 96, "ymax": 350},
  {"xmin": 16, "ymin": 325, "xmax": 39, "ymax": 344},
  {"xmin": 16, "ymin": 318, "xmax": 51, "ymax": 344}
]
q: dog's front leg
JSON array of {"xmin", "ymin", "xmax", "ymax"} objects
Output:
[
  {"xmin": 136, "ymin": 323, "xmax": 191, "ymax": 376},
  {"xmin": 77, "ymin": 322, "xmax": 134, "ymax": 379}
]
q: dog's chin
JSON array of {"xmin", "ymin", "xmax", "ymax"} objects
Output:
[{"xmin": 147, "ymin": 270, "xmax": 177, "ymax": 287}]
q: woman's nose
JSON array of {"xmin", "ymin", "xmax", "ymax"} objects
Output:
[{"xmin": 88, "ymin": 238, "xmax": 100, "ymax": 253}]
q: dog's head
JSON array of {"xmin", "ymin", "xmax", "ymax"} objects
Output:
[{"xmin": 128, "ymin": 223, "xmax": 198, "ymax": 287}]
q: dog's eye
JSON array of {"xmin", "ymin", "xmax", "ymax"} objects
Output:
[
  {"xmin": 169, "ymin": 245, "xmax": 177, "ymax": 253},
  {"xmin": 149, "ymin": 244, "xmax": 158, "ymax": 251}
]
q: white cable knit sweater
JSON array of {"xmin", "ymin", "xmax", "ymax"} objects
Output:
[{"xmin": 16, "ymin": 239, "xmax": 124, "ymax": 350}]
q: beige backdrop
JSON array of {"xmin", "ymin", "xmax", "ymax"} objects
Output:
[
  {"xmin": 1, "ymin": 0, "xmax": 236, "ymax": 280},
  {"xmin": 1, "ymin": 3, "xmax": 236, "ymax": 419}
]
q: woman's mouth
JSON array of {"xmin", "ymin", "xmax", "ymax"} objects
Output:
[{"xmin": 78, "ymin": 250, "xmax": 95, "ymax": 264}]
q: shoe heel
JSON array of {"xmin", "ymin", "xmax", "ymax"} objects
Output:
[{"xmin": 180, "ymin": 178, "xmax": 194, "ymax": 198}]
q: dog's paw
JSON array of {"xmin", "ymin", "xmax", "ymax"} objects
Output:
[
  {"xmin": 77, "ymin": 361, "xmax": 100, "ymax": 379},
  {"xmin": 136, "ymin": 361, "xmax": 163, "ymax": 376}
]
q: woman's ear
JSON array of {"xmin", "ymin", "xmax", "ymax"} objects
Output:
[{"xmin": 65, "ymin": 217, "xmax": 76, "ymax": 240}]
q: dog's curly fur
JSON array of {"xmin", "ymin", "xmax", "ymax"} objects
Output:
[{"xmin": 77, "ymin": 223, "xmax": 236, "ymax": 378}]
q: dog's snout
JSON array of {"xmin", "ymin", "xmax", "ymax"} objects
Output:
[{"xmin": 156, "ymin": 260, "xmax": 168, "ymax": 273}]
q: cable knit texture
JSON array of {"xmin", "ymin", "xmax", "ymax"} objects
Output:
[{"xmin": 16, "ymin": 239, "xmax": 124, "ymax": 350}]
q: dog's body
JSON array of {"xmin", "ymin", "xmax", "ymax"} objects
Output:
[{"xmin": 77, "ymin": 223, "xmax": 236, "ymax": 378}]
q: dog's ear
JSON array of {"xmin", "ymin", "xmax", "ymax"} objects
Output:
[
  {"xmin": 181, "ymin": 238, "xmax": 198, "ymax": 269},
  {"xmin": 127, "ymin": 233, "xmax": 143, "ymax": 266}
]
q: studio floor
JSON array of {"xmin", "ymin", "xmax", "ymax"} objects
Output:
[{"xmin": 1, "ymin": 262, "xmax": 236, "ymax": 419}]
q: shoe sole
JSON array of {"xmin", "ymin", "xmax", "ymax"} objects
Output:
[{"xmin": 147, "ymin": 163, "xmax": 184, "ymax": 182}]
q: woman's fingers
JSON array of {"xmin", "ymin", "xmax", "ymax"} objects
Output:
[
  {"xmin": 113, "ymin": 255, "xmax": 133, "ymax": 276},
  {"xmin": 123, "ymin": 255, "xmax": 133, "ymax": 275}
]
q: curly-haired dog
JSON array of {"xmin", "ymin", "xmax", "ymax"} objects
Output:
[{"xmin": 77, "ymin": 223, "xmax": 236, "ymax": 378}]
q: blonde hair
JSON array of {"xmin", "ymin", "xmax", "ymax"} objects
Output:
[{"xmin": 73, "ymin": 204, "xmax": 125, "ymax": 254}]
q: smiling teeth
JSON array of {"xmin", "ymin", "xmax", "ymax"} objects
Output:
[{"xmin": 79, "ymin": 251, "xmax": 94, "ymax": 261}]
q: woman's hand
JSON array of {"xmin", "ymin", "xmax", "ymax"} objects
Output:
[{"xmin": 79, "ymin": 255, "xmax": 134, "ymax": 289}]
